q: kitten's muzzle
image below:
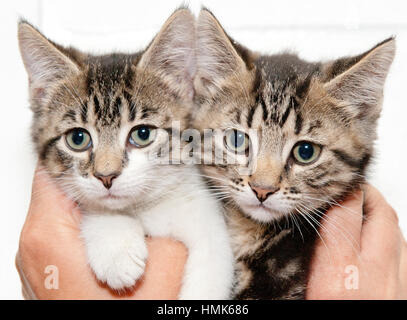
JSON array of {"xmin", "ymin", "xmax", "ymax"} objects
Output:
[
  {"xmin": 248, "ymin": 182, "xmax": 279, "ymax": 203},
  {"xmin": 94, "ymin": 172, "xmax": 120, "ymax": 189}
]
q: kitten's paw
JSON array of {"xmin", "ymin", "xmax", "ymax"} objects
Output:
[{"xmin": 87, "ymin": 238, "xmax": 148, "ymax": 290}]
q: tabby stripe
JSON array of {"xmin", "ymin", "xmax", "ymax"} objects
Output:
[
  {"xmin": 63, "ymin": 110, "xmax": 76, "ymax": 121},
  {"xmin": 124, "ymin": 91, "xmax": 136, "ymax": 121},
  {"xmin": 307, "ymin": 120, "xmax": 322, "ymax": 134},
  {"xmin": 332, "ymin": 149, "xmax": 370, "ymax": 169},
  {"xmin": 113, "ymin": 97, "xmax": 121, "ymax": 116},
  {"xmin": 140, "ymin": 108, "xmax": 158, "ymax": 119},
  {"xmin": 359, "ymin": 153, "xmax": 371, "ymax": 172},
  {"xmin": 291, "ymin": 96, "xmax": 300, "ymax": 110},
  {"xmin": 235, "ymin": 109, "xmax": 242, "ymax": 124},
  {"xmin": 40, "ymin": 136, "xmax": 60, "ymax": 160},
  {"xmin": 313, "ymin": 171, "xmax": 329, "ymax": 180},
  {"xmin": 80, "ymin": 102, "xmax": 88, "ymax": 123},
  {"xmin": 289, "ymin": 187, "xmax": 300, "ymax": 194},
  {"xmin": 56, "ymin": 149, "xmax": 73, "ymax": 168},
  {"xmin": 247, "ymin": 105, "xmax": 257, "ymax": 128},
  {"xmin": 305, "ymin": 180, "xmax": 323, "ymax": 189},
  {"xmin": 259, "ymin": 95, "xmax": 268, "ymax": 122},
  {"xmin": 280, "ymin": 103, "xmax": 292, "ymax": 127},
  {"xmin": 122, "ymin": 150, "xmax": 129, "ymax": 167},
  {"xmin": 93, "ymin": 95, "xmax": 101, "ymax": 118},
  {"xmin": 294, "ymin": 113, "xmax": 303, "ymax": 134},
  {"xmin": 296, "ymin": 72, "xmax": 314, "ymax": 99}
]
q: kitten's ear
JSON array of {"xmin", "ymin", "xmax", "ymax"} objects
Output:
[
  {"xmin": 195, "ymin": 9, "xmax": 254, "ymax": 96},
  {"xmin": 322, "ymin": 38, "xmax": 395, "ymax": 120},
  {"xmin": 137, "ymin": 8, "xmax": 196, "ymax": 100},
  {"xmin": 18, "ymin": 21, "xmax": 80, "ymax": 100}
]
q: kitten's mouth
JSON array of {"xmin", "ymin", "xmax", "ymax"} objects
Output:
[
  {"xmin": 248, "ymin": 203, "xmax": 268, "ymax": 209},
  {"xmin": 246, "ymin": 203, "xmax": 282, "ymax": 215},
  {"xmin": 101, "ymin": 193, "xmax": 123, "ymax": 200}
]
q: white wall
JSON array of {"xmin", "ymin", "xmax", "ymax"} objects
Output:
[{"xmin": 1, "ymin": 0, "xmax": 406, "ymax": 299}]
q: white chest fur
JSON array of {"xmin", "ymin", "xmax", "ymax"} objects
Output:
[{"xmin": 79, "ymin": 166, "xmax": 234, "ymax": 299}]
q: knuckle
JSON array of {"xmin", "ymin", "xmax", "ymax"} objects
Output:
[
  {"xmin": 388, "ymin": 207, "xmax": 399, "ymax": 225},
  {"xmin": 19, "ymin": 225, "xmax": 45, "ymax": 260},
  {"xmin": 376, "ymin": 202, "xmax": 399, "ymax": 226},
  {"xmin": 380, "ymin": 205, "xmax": 400, "ymax": 227}
]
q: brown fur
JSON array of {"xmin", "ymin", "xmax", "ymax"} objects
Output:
[
  {"xmin": 19, "ymin": 9, "xmax": 195, "ymax": 181},
  {"xmin": 193, "ymin": 9, "xmax": 395, "ymax": 299}
]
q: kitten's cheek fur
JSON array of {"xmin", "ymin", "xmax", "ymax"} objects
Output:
[{"xmin": 80, "ymin": 214, "xmax": 148, "ymax": 290}]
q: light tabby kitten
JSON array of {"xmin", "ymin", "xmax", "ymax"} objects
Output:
[
  {"xmin": 193, "ymin": 9, "xmax": 395, "ymax": 299},
  {"xmin": 18, "ymin": 9, "xmax": 234, "ymax": 299}
]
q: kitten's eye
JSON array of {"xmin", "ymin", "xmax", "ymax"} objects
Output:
[
  {"xmin": 129, "ymin": 125, "xmax": 157, "ymax": 147},
  {"xmin": 65, "ymin": 128, "xmax": 92, "ymax": 152},
  {"xmin": 224, "ymin": 129, "xmax": 250, "ymax": 153},
  {"xmin": 292, "ymin": 141, "xmax": 321, "ymax": 164}
]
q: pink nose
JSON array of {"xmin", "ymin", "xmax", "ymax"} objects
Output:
[
  {"xmin": 249, "ymin": 183, "xmax": 279, "ymax": 203},
  {"xmin": 94, "ymin": 173, "xmax": 119, "ymax": 189}
]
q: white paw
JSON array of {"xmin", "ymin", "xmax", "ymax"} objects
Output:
[{"xmin": 87, "ymin": 238, "xmax": 148, "ymax": 290}]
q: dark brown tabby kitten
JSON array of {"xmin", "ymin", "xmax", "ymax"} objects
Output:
[{"xmin": 192, "ymin": 9, "xmax": 395, "ymax": 299}]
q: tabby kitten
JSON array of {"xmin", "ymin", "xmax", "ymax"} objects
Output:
[
  {"xmin": 192, "ymin": 9, "xmax": 395, "ymax": 299},
  {"xmin": 18, "ymin": 9, "xmax": 234, "ymax": 299}
]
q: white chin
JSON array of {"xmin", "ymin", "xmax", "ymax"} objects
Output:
[
  {"xmin": 240, "ymin": 204, "xmax": 286, "ymax": 223},
  {"xmin": 96, "ymin": 196, "xmax": 132, "ymax": 210}
]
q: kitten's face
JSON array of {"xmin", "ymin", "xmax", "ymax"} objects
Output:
[
  {"xmin": 34, "ymin": 60, "xmax": 187, "ymax": 210},
  {"xmin": 19, "ymin": 10, "xmax": 195, "ymax": 210},
  {"xmin": 194, "ymin": 10, "xmax": 395, "ymax": 223}
]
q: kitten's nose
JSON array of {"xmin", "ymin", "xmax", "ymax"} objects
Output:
[
  {"xmin": 94, "ymin": 172, "xmax": 119, "ymax": 189},
  {"xmin": 249, "ymin": 183, "xmax": 279, "ymax": 203}
]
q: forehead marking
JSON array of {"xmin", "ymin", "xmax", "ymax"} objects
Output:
[
  {"xmin": 80, "ymin": 101, "xmax": 88, "ymax": 124},
  {"xmin": 247, "ymin": 105, "xmax": 256, "ymax": 128},
  {"xmin": 258, "ymin": 94, "xmax": 268, "ymax": 122},
  {"xmin": 294, "ymin": 113, "xmax": 303, "ymax": 135}
]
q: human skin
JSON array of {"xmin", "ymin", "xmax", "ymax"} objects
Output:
[
  {"xmin": 307, "ymin": 185, "xmax": 407, "ymax": 299},
  {"xmin": 16, "ymin": 166, "xmax": 188, "ymax": 299},
  {"xmin": 16, "ymin": 167, "xmax": 407, "ymax": 299}
]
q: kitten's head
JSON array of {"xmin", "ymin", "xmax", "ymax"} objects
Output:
[
  {"xmin": 193, "ymin": 9, "xmax": 395, "ymax": 223},
  {"xmin": 19, "ymin": 9, "xmax": 195, "ymax": 210}
]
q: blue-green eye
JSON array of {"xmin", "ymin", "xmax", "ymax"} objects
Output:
[
  {"xmin": 292, "ymin": 141, "xmax": 321, "ymax": 164},
  {"xmin": 129, "ymin": 125, "xmax": 157, "ymax": 147},
  {"xmin": 224, "ymin": 129, "xmax": 250, "ymax": 153},
  {"xmin": 65, "ymin": 128, "xmax": 92, "ymax": 151}
]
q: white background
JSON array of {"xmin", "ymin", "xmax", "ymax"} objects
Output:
[{"xmin": 0, "ymin": 0, "xmax": 406, "ymax": 299}]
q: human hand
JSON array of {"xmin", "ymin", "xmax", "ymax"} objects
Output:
[
  {"xmin": 307, "ymin": 184, "xmax": 407, "ymax": 299},
  {"xmin": 16, "ymin": 166, "xmax": 188, "ymax": 299}
]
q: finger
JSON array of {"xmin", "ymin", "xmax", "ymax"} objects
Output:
[
  {"xmin": 361, "ymin": 184, "xmax": 401, "ymax": 265},
  {"xmin": 24, "ymin": 237, "xmax": 187, "ymax": 299},
  {"xmin": 362, "ymin": 184, "xmax": 399, "ymax": 226},
  {"xmin": 15, "ymin": 252, "xmax": 37, "ymax": 300},
  {"xmin": 20, "ymin": 166, "xmax": 187, "ymax": 299},
  {"xmin": 307, "ymin": 191, "xmax": 363, "ymax": 300},
  {"xmin": 26, "ymin": 165, "xmax": 80, "ymax": 226},
  {"xmin": 316, "ymin": 190, "xmax": 364, "ymax": 259},
  {"xmin": 400, "ymin": 239, "xmax": 407, "ymax": 299},
  {"xmin": 18, "ymin": 165, "xmax": 83, "ymax": 298},
  {"xmin": 128, "ymin": 237, "xmax": 188, "ymax": 299}
]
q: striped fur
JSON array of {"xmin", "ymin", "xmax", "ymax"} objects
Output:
[
  {"xmin": 193, "ymin": 9, "xmax": 395, "ymax": 299},
  {"xmin": 19, "ymin": 10, "xmax": 195, "ymax": 182}
]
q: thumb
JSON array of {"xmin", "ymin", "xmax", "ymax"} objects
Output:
[
  {"xmin": 316, "ymin": 190, "xmax": 364, "ymax": 260},
  {"xmin": 26, "ymin": 165, "xmax": 81, "ymax": 228}
]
